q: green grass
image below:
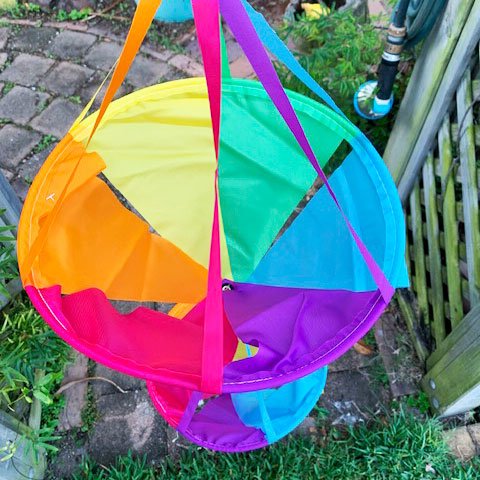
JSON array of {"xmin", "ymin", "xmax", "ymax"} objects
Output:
[
  {"xmin": 33, "ymin": 134, "xmax": 56, "ymax": 154},
  {"xmin": 0, "ymin": 0, "xmax": 18, "ymax": 12},
  {"xmin": 2, "ymin": 81, "xmax": 15, "ymax": 95},
  {"xmin": 72, "ymin": 410, "xmax": 480, "ymax": 480},
  {"xmin": 1, "ymin": 298, "xmax": 70, "ymax": 409},
  {"xmin": 0, "ymin": 213, "xmax": 17, "ymax": 298}
]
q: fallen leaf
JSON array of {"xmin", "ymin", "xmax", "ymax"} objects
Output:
[{"xmin": 353, "ymin": 340, "xmax": 374, "ymax": 356}]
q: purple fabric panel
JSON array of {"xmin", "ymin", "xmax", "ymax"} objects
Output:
[
  {"xmin": 222, "ymin": 283, "xmax": 386, "ymax": 392},
  {"xmin": 179, "ymin": 394, "xmax": 268, "ymax": 452},
  {"xmin": 178, "ymin": 390, "xmax": 202, "ymax": 432}
]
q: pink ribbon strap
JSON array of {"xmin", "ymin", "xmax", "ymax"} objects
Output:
[{"xmin": 192, "ymin": 0, "xmax": 224, "ymax": 394}]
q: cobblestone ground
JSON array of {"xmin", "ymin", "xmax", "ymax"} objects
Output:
[{"xmin": 0, "ymin": 19, "xmax": 209, "ymax": 201}]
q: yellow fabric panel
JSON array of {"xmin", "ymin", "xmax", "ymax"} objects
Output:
[
  {"xmin": 169, "ymin": 302, "xmax": 195, "ymax": 319},
  {"xmin": 233, "ymin": 342, "xmax": 258, "ymax": 361},
  {"xmin": 70, "ymin": 78, "xmax": 233, "ymax": 280}
]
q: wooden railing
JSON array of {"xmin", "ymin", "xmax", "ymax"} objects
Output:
[{"xmin": 384, "ymin": 0, "xmax": 480, "ymax": 416}]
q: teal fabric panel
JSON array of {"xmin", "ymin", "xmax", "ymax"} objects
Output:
[
  {"xmin": 155, "ymin": 0, "xmax": 192, "ymax": 22},
  {"xmin": 219, "ymin": 80, "xmax": 344, "ymax": 281},
  {"xmin": 231, "ymin": 367, "xmax": 328, "ymax": 444},
  {"xmin": 248, "ymin": 149, "xmax": 409, "ymax": 290},
  {"xmin": 351, "ymin": 137, "xmax": 409, "ymax": 289}
]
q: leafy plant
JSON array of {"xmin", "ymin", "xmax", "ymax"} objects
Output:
[
  {"xmin": 278, "ymin": 10, "xmax": 411, "ymax": 153},
  {"xmin": 33, "ymin": 134, "xmax": 56, "ymax": 154},
  {"xmin": 406, "ymin": 392, "xmax": 431, "ymax": 414},
  {"xmin": 0, "ymin": 1, "xmax": 40, "ymax": 17},
  {"xmin": 0, "ymin": 211, "xmax": 18, "ymax": 298},
  {"xmin": 0, "ymin": 299, "xmax": 71, "ymax": 457},
  {"xmin": 56, "ymin": 7, "xmax": 92, "ymax": 22}
]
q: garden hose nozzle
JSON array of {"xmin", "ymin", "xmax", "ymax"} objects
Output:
[
  {"xmin": 354, "ymin": 22, "xmax": 406, "ymax": 120},
  {"xmin": 353, "ymin": 0, "xmax": 447, "ymax": 121}
]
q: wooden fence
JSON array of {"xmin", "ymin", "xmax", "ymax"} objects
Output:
[{"xmin": 384, "ymin": 0, "xmax": 480, "ymax": 416}]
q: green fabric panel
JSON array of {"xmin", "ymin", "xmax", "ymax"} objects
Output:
[
  {"xmin": 219, "ymin": 79, "xmax": 345, "ymax": 281},
  {"xmin": 220, "ymin": 26, "xmax": 231, "ymax": 79}
]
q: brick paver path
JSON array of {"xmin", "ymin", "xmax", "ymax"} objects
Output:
[{"xmin": 0, "ymin": 20, "xmax": 209, "ymax": 200}]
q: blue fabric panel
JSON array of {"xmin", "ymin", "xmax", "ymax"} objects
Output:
[
  {"xmin": 231, "ymin": 366, "xmax": 328, "ymax": 444},
  {"xmin": 152, "ymin": 0, "xmax": 193, "ymax": 22}
]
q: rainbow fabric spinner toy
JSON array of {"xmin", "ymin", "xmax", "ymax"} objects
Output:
[{"xmin": 17, "ymin": 0, "xmax": 409, "ymax": 452}]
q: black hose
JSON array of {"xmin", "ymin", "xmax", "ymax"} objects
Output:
[
  {"xmin": 404, "ymin": 0, "xmax": 448, "ymax": 48},
  {"xmin": 377, "ymin": 60, "xmax": 399, "ymax": 101},
  {"xmin": 392, "ymin": 0, "xmax": 410, "ymax": 28},
  {"xmin": 376, "ymin": 0, "xmax": 448, "ymax": 102}
]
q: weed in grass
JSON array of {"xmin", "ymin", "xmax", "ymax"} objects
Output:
[
  {"xmin": 406, "ymin": 392, "xmax": 431, "ymax": 415},
  {"xmin": 72, "ymin": 410, "xmax": 480, "ymax": 479},
  {"xmin": 147, "ymin": 27, "xmax": 186, "ymax": 54},
  {"xmin": 33, "ymin": 134, "xmax": 56, "ymax": 154},
  {"xmin": 80, "ymin": 386, "xmax": 98, "ymax": 433},
  {"xmin": 56, "ymin": 8, "xmax": 92, "ymax": 22},
  {"xmin": 3, "ymin": 81, "xmax": 15, "ymax": 95}
]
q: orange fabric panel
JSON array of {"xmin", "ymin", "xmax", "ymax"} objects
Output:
[
  {"xmin": 18, "ymin": 135, "xmax": 106, "ymax": 284},
  {"xmin": 34, "ymin": 177, "xmax": 207, "ymax": 302},
  {"xmin": 19, "ymin": 137, "xmax": 207, "ymax": 303}
]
